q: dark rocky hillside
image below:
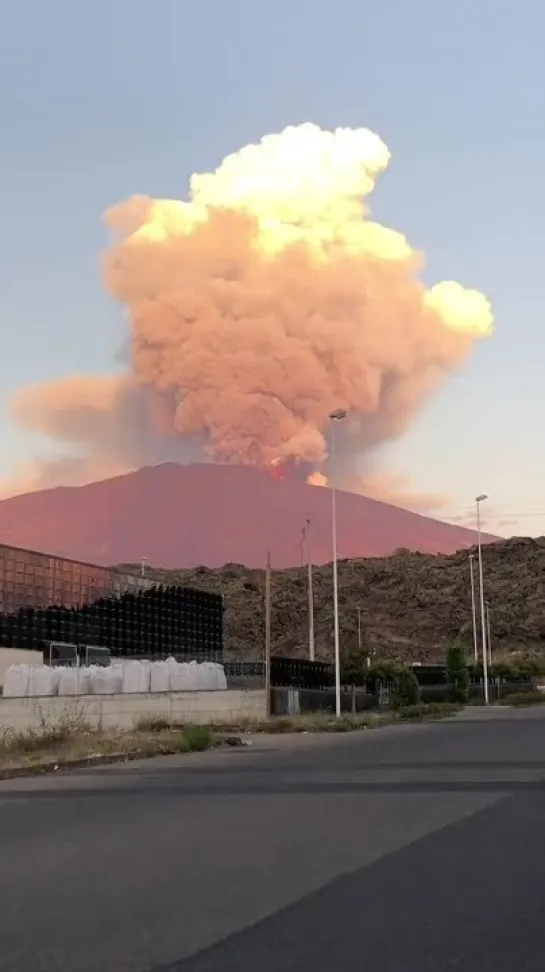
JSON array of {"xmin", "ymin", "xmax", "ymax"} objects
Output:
[{"xmin": 120, "ymin": 536, "xmax": 545, "ymax": 663}]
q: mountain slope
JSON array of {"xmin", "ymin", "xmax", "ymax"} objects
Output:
[
  {"xmin": 140, "ymin": 537, "xmax": 545, "ymax": 660},
  {"xmin": 0, "ymin": 462, "xmax": 497, "ymax": 568}
]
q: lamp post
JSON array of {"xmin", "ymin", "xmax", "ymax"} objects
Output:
[
  {"xmin": 486, "ymin": 601, "xmax": 492, "ymax": 668},
  {"xmin": 476, "ymin": 494, "xmax": 489, "ymax": 704},
  {"xmin": 329, "ymin": 407, "xmax": 347, "ymax": 717},
  {"xmin": 469, "ymin": 553, "xmax": 478, "ymax": 664},
  {"xmin": 303, "ymin": 518, "xmax": 315, "ymax": 661},
  {"xmin": 357, "ymin": 606, "xmax": 362, "ymax": 654}
]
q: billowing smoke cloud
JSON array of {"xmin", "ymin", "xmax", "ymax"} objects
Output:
[{"xmin": 3, "ymin": 123, "xmax": 493, "ymax": 500}]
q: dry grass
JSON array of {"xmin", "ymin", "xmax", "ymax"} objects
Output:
[
  {"xmin": 0, "ymin": 711, "xmax": 214, "ymax": 774},
  {"xmin": 210, "ymin": 702, "xmax": 462, "ymax": 735},
  {"xmin": 506, "ymin": 691, "xmax": 545, "ymax": 707},
  {"xmin": 0, "ymin": 703, "xmax": 460, "ymax": 777}
]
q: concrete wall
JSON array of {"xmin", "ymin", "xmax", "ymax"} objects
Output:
[
  {"xmin": 0, "ymin": 689, "xmax": 267, "ymax": 733},
  {"xmin": 271, "ymin": 686, "xmax": 379, "ymax": 716},
  {"xmin": 0, "ymin": 648, "xmax": 43, "ymax": 688}
]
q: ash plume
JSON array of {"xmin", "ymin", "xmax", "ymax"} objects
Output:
[{"xmin": 3, "ymin": 122, "xmax": 493, "ymax": 501}]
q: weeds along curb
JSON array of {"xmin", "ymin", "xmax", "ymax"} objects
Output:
[
  {"xmin": 0, "ymin": 737, "xmax": 222, "ymax": 781},
  {"xmin": 0, "ymin": 751, "xmax": 143, "ymax": 781},
  {"xmin": 0, "ymin": 706, "xmax": 462, "ymax": 781}
]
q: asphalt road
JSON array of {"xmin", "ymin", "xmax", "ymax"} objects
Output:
[{"xmin": 2, "ymin": 706, "xmax": 545, "ymax": 971}]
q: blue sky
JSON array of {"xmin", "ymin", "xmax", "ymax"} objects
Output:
[{"xmin": 1, "ymin": 0, "xmax": 544, "ymax": 536}]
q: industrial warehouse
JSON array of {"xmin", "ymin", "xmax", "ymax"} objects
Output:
[
  {"xmin": 0, "ymin": 542, "xmax": 224, "ymax": 663},
  {"xmin": 0, "ymin": 542, "xmax": 267, "ymax": 733}
]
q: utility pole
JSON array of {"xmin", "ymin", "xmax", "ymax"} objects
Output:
[
  {"xmin": 265, "ymin": 551, "xmax": 271, "ymax": 718},
  {"xmin": 303, "ymin": 518, "xmax": 315, "ymax": 661},
  {"xmin": 469, "ymin": 553, "xmax": 478, "ymax": 664},
  {"xmin": 476, "ymin": 494, "xmax": 490, "ymax": 705},
  {"xmin": 486, "ymin": 601, "xmax": 492, "ymax": 668},
  {"xmin": 329, "ymin": 407, "xmax": 347, "ymax": 716}
]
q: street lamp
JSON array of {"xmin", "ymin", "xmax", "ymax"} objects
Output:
[
  {"xmin": 486, "ymin": 601, "xmax": 492, "ymax": 668},
  {"xmin": 329, "ymin": 407, "xmax": 347, "ymax": 716},
  {"xmin": 468, "ymin": 553, "xmax": 478, "ymax": 664},
  {"xmin": 302, "ymin": 517, "xmax": 315, "ymax": 661},
  {"xmin": 475, "ymin": 494, "xmax": 489, "ymax": 704}
]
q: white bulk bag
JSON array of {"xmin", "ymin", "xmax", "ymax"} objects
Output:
[
  {"xmin": 175, "ymin": 662, "xmax": 196, "ymax": 692},
  {"xmin": 28, "ymin": 665, "xmax": 56, "ymax": 697},
  {"xmin": 92, "ymin": 664, "xmax": 122, "ymax": 695},
  {"xmin": 169, "ymin": 660, "xmax": 194, "ymax": 692},
  {"xmin": 2, "ymin": 664, "xmax": 30, "ymax": 698},
  {"xmin": 58, "ymin": 667, "xmax": 79, "ymax": 696},
  {"xmin": 150, "ymin": 660, "xmax": 170, "ymax": 694},
  {"xmin": 199, "ymin": 662, "xmax": 216, "ymax": 691},
  {"xmin": 90, "ymin": 667, "xmax": 108, "ymax": 695},
  {"xmin": 77, "ymin": 666, "xmax": 95, "ymax": 696},
  {"xmin": 122, "ymin": 660, "xmax": 151, "ymax": 694},
  {"xmin": 109, "ymin": 664, "xmax": 123, "ymax": 695},
  {"xmin": 214, "ymin": 663, "xmax": 227, "ymax": 691},
  {"xmin": 186, "ymin": 660, "xmax": 202, "ymax": 691},
  {"xmin": 167, "ymin": 660, "xmax": 182, "ymax": 692}
]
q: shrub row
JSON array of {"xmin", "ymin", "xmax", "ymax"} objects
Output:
[{"xmin": 505, "ymin": 691, "xmax": 545, "ymax": 708}]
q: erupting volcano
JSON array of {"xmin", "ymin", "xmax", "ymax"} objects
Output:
[
  {"xmin": 0, "ymin": 463, "xmax": 499, "ymax": 569},
  {"xmin": 1, "ymin": 121, "xmax": 493, "ymax": 513}
]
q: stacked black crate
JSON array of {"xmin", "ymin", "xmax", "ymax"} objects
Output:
[
  {"xmin": 0, "ymin": 609, "xmax": 8, "ymax": 647},
  {"xmin": 121, "ymin": 591, "xmax": 136, "ymax": 658},
  {"xmin": 162, "ymin": 585, "xmax": 173, "ymax": 656},
  {"xmin": 136, "ymin": 589, "xmax": 149, "ymax": 657},
  {"xmin": 0, "ymin": 581, "xmax": 224, "ymax": 662},
  {"xmin": 95, "ymin": 597, "xmax": 109, "ymax": 653},
  {"xmin": 175, "ymin": 586, "xmax": 188, "ymax": 657},
  {"xmin": 110, "ymin": 595, "xmax": 122, "ymax": 656},
  {"xmin": 0, "ymin": 609, "xmax": 12, "ymax": 649}
]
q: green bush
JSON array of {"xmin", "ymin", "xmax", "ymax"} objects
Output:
[
  {"xmin": 182, "ymin": 725, "xmax": 214, "ymax": 751},
  {"xmin": 341, "ymin": 644, "xmax": 369, "ymax": 686},
  {"xmin": 506, "ymin": 691, "xmax": 545, "ymax": 708},
  {"xmin": 446, "ymin": 639, "xmax": 470, "ymax": 703},
  {"xmin": 396, "ymin": 703, "xmax": 426, "ymax": 720},
  {"xmin": 368, "ymin": 661, "xmax": 402, "ymax": 687},
  {"xmin": 391, "ymin": 666, "xmax": 420, "ymax": 708}
]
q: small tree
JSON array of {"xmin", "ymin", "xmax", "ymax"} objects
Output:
[
  {"xmin": 446, "ymin": 639, "xmax": 470, "ymax": 703},
  {"xmin": 391, "ymin": 666, "xmax": 420, "ymax": 708},
  {"xmin": 341, "ymin": 641, "xmax": 367, "ymax": 686},
  {"xmin": 368, "ymin": 660, "xmax": 401, "ymax": 690}
]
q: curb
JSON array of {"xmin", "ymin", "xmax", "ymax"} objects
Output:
[
  {"xmin": 0, "ymin": 711, "xmax": 460, "ymax": 781},
  {"xmin": 0, "ymin": 749, "xmax": 163, "ymax": 781},
  {"xmin": 0, "ymin": 740, "xmax": 226, "ymax": 781}
]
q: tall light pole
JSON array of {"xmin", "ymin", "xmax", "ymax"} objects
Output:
[
  {"xmin": 265, "ymin": 551, "xmax": 271, "ymax": 718},
  {"xmin": 329, "ymin": 407, "xmax": 347, "ymax": 717},
  {"xmin": 486, "ymin": 601, "xmax": 492, "ymax": 668},
  {"xmin": 469, "ymin": 553, "xmax": 478, "ymax": 664},
  {"xmin": 303, "ymin": 518, "xmax": 315, "ymax": 661},
  {"xmin": 476, "ymin": 494, "xmax": 489, "ymax": 705}
]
